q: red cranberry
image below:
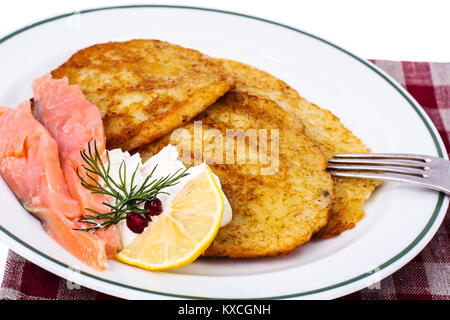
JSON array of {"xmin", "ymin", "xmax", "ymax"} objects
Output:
[
  {"xmin": 144, "ymin": 198, "xmax": 163, "ymax": 221},
  {"xmin": 126, "ymin": 212, "xmax": 148, "ymax": 233}
]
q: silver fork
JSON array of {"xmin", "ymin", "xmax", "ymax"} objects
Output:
[{"xmin": 327, "ymin": 153, "xmax": 450, "ymax": 195}]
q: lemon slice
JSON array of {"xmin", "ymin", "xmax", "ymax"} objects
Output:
[{"xmin": 116, "ymin": 165, "xmax": 224, "ymax": 271}]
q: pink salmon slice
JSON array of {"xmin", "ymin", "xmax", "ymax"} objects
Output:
[
  {"xmin": 0, "ymin": 101, "xmax": 108, "ymax": 270},
  {"xmin": 32, "ymin": 74, "xmax": 117, "ymax": 258}
]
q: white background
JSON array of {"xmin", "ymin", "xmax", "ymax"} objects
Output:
[{"xmin": 0, "ymin": 0, "xmax": 449, "ymax": 285}]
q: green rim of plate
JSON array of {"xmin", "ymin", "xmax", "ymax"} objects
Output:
[{"xmin": 0, "ymin": 5, "xmax": 447, "ymax": 300}]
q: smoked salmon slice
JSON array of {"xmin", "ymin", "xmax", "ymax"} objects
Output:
[
  {"xmin": 32, "ymin": 74, "xmax": 117, "ymax": 258},
  {"xmin": 0, "ymin": 101, "xmax": 108, "ymax": 270},
  {"xmin": 32, "ymin": 74, "xmax": 106, "ymax": 218}
]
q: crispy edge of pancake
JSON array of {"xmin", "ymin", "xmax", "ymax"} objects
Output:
[
  {"xmin": 138, "ymin": 92, "xmax": 335, "ymax": 258},
  {"xmin": 219, "ymin": 59, "xmax": 381, "ymax": 238},
  {"xmin": 51, "ymin": 39, "xmax": 235, "ymax": 151}
]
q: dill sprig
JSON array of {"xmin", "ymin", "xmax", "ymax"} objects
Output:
[{"xmin": 73, "ymin": 140, "xmax": 189, "ymax": 232}]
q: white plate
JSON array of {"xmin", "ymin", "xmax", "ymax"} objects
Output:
[{"xmin": 0, "ymin": 5, "xmax": 447, "ymax": 300}]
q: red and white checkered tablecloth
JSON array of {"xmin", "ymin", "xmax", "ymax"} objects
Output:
[{"xmin": 0, "ymin": 60, "xmax": 449, "ymax": 300}]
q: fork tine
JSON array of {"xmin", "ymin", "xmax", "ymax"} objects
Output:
[
  {"xmin": 328, "ymin": 158, "xmax": 429, "ymax": 169},
  {"xmin": 326, "ymin": 165, "xmax": 427, "ymax": 176},
  {"xmin": 328, "ymin": 171, "xmax": 449, "ymax": 194},
  {"xmin": 333, "ymin": 153, "xmax": 432, "ymax": 162},
  {"xmin": 329, "ymin": 171, "xmax": 427, "ymax": 185}
]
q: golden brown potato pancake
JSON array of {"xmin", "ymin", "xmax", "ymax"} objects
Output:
[
  {"xmin": 218, "ymin": 59, "xmax": 380, "ymax": 238},
  {"xmin": 51, "ymin": 39, "xmax": 235, "ymax": 150},
  {"xmin": 139, "ymin": 92, "xmax": 335, "ymax": 257}
]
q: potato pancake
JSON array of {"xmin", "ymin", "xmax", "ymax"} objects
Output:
[
  {"xmin": 218, "ymin": 59, "xmax": 380, "ymax": 238},
  {"xmin": 139, "ymin": 92, "xmax": 335, "ymax": 257},
  {"xmin": 52, "ymin": 39, "xmax": 235, "ymax": 150}
]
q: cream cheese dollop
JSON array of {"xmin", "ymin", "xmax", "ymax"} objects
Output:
[{"xmin": 106, "ymin": 145, "xmax": 232, "ymax": 250}]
